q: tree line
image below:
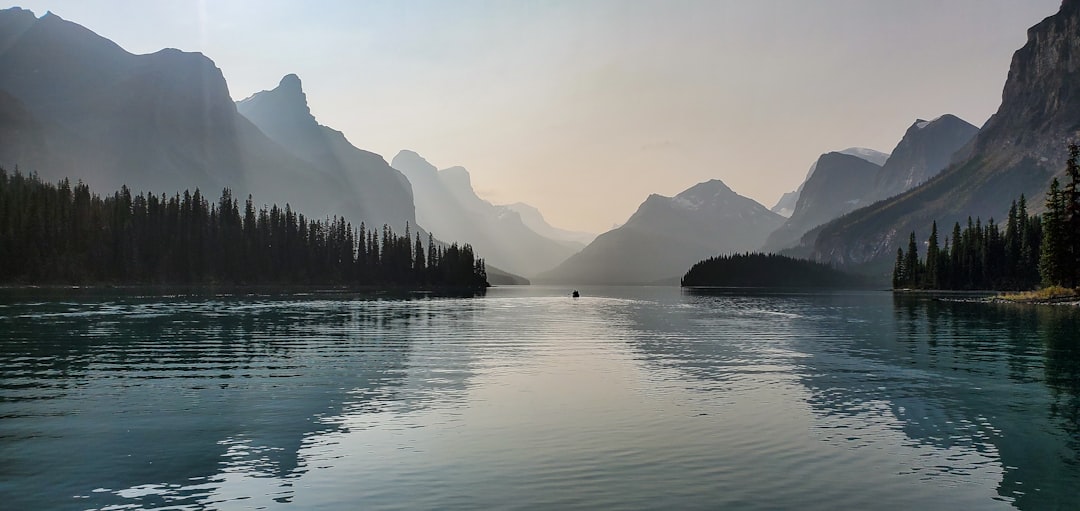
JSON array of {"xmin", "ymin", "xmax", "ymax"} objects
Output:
[
  {"xmin": 894, "ymin": 144, "xmax": 1080, "ymax": 290},
  {"xmin": 0, "ymin": 168, "xmax": 488, "ymax": 289},
  {"xmin": 683, "ymin": 252, "xmax": 870, "ymax": 288}
]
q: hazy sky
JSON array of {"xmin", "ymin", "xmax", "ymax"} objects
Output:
[{"xmin": 9, "ymin": 0, "xmax": 1063, "ymax": 233}]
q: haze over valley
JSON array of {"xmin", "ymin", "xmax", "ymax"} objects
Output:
[
  {"xmin": 3, "ymin": 1, "xmax": 1075, "ymax": 283},
  {"xmin": 4, "ymin": 3, "xmax": 1080, "ymax": 510}
]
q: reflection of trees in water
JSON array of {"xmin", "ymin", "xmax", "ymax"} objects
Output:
[
  {"xmin": 1040, "ymin": 306, "xmax": 1080, "ymax": 463},
  {"xmin": 0, "ymin": 294, "xmax": 474, "ymax": 510},
  {"xmin": 887, "ymin": 295, "xmax": 1080, "ymax": 510},
  {"xmin": 633, "ymin": 290, "xmax": 1079, "ymax": 510}
]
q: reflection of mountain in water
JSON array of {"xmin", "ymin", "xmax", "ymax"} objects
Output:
[{"xmin": 0, "ymin": 294, "xmax": 476, "ymax": 510}]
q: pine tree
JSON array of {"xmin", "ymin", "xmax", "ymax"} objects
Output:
[
  {"xmin": 414, "ymin": 233, "xmax": 426, "ymax": 282},
  {"xmin": 1040, "ymin": 178, "xmax": 1066, "ymax": 287},
  {"xmin": 1063, "ymin": 143, "xmax": 1080, "ymax": 287},
  {"xmin": 926, "ymin": 221, "xmax": 940, "ymax": 289},
  {"xmin": 905, "ymin": 231, "xmax": 920, "ymax": 288},
  {"xmin": 893, "ymin": 247, "xmax": 905, "ymax": 288}
]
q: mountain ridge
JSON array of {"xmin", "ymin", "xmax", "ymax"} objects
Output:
[
  {"xmin": 236, "ymin": 73, "xmax": 416, "ymax": 231},
  {"xmin": 391, "ymin": 150, "xmax": 577, "ymax": 277},
  {"xmin": 538, "ymin": 179, "xmax": 785, "ymax": 284},
  {"xmin": 810, "ymin": 1, "xmax": 1080, "ymax": 268}
]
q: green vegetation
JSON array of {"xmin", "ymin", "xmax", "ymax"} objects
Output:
[
  {"xmin": 894, "ymin": 144, "xmax": 1080, "ymax": 291},
  {"xmin": 0, "ymin": 168, "xmax": 488, "ymax": 289},
  {"xmin": 999, "ymin": 286, "xmax": 1080, "ymax": 303},
  {"xmin": 681, "ymin": 252, "xmax": 869, "ymax": 288}
]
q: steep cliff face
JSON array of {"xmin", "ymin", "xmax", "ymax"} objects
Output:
[
  {"xmin": 867, "ymin": 115, "xmax": 979, "ymax": 202},
  {"xmin": 0, "ymin": 9, "xmax": 249, "ymax": 193},
  {"xmin": 978, "ymin": 0, "xmax": 1080, "ymax": 159},
  {"xmin": 0, "ymin": 8, "xmax": 408, "ymax": 229},
  {"xmin": 762, "ymin": 152, "xmax": 881, "ymax": 253},
  {"xmin": 770, "ymin": 147, "xmax": 889, "ymax": 217},
  {"xmin": 236, "ymin": 74, "xmax": 416, "ymax": 231},
  {"xmin": 811, "ymin": 1, "xmax": 1079, "ymax": 268}
]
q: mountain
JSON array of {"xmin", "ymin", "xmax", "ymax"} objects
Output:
[
  {"xmin": 0, "ymin": 7, "xmax": 530, "ymax": 285},
  {"xmin": 390, "ymin": 150, "xmax": 578, "ymax": 277},
  {"xmin": 769, "ymin": 190, "xmax": 800, "ymax": 219},
  {"xmin": 503, "ymin": 202, "xmax": 595, "ymax": 249},
  {"xmin": 764, "ymin": 117, "xmax": 977, "ymax": 255},
  {"xmin": 0, "ymin": 8, "xmax": 238, "ymax": 193},
  {"xmin": 537, "ymin": 179, "xmax": 785, "ymax": 284},
  {"xmin": 236, "ymin": 74, "xmax": 415, "ymax": 231},
  {"xmin": 770, "ymin": 147, "xmax": 889, "ymax": 217},
  {"xmin": 810, "ymin": 1, "xmax": 1080, "ymax": 268},
  {"xmin": 762, "ymin": 152, "xmax": 883, "ymax": 253},
  {"xmin": 0, "ymin": 8, "xmax": 383, "ymax": 228},
  {"xmin": 865, "ymin": 115, "xmax": 979, "ymax": 202}
]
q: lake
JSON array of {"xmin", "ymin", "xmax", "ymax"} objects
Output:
[{"xmin": 1, "ymin": 286, "xmax": 1078, "ymax": 510}]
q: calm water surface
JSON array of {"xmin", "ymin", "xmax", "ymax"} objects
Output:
[{"xmin": 1, "ymin": 286, "xmax": 1078, "ymax": 510}]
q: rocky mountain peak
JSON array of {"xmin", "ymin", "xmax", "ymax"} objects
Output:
[
  {"xmin": 391, "ymin": 149, "xmax": 439, "ymax": 178},
  {"xmin": 279, "ymin": 73, "xmax": 302, "ymax": 91},
  {"xmin": 236, "ymin": 73, "xmax": 312, "ymax": 124},
  {"xmin": 678, "ymin": 178, "xmax": 733, "ymax": 197},
  {"xmin": 977, "ymin": 0, "xmax": 1080, "ymax": 158}
]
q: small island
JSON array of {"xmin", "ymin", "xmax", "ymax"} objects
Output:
[{"xmin": 681, "ymin": 252, "xmax": 871, "ymax": 288}]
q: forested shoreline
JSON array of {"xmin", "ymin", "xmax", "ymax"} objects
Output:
[
  {"xmin": 893, "ymin": 145, "xmax": 1080, "ymax": 292},
  {"xmin": 0, "ymin": 169, "xmax": 488, "ymax": 290}
]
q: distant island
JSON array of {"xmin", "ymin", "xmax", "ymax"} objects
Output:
[
  {"xmin": 680, "ymin": 253, "xmax": 871, "ymax": 288},
  {"xmin": 0, "ymin": 169, "xmax": 489, "ymax": 291}
]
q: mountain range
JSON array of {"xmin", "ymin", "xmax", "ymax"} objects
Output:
[
  {"xmin": 764, "ymin": 115, "xmax": 979, "ymax": 256},
  {"xmin": 809, "ymin": 0, "xmax": 1080, "ymax": 270},
  {"xmin": 538, "ymin": 180, "xmax": 784, "ymax": 284},
  {"xmin": 235, "ymin": 74, "xmax": 415, "ymax": 232},
  {"xmin": 390, "ymin": 150, "xmax": 579, "ymax": 277},
  {"xmin": 1, "ymin": 2, "xmax": 1076, "ymax": 287},
  {"xmin": 0, "ymin": 8, "xmax": 370, "ymax": 227},
  {"xmin": 0, "ymin": 7, "xmax": 569, "ymax": 284}
]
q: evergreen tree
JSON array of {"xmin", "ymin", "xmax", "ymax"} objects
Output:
[
  {"xmin": 904, "ymin": 231, "xmax": 920, "ymax": 288},
  {"xmin": 893, "ymin": 247, "xmax": 905, "ymax": 288},
  {"xmin": 1063, "ymin": 143, "xmax": 1080, "ymax": 287},
  {"xmin": 1041, "ymin": 178, "xmax": 1066, "ymax": 287},
  {"xmin": 926, "ymin": 221, "xmax": 940, "ymax": 289},
  {"xmin": 0, "ymin": 169, "xmax": 488, "ymax": 290}
]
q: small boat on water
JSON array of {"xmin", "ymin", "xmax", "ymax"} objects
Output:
[{"xmin": 572, "ymin": 290, "xmax": 580, "ymax": 298}]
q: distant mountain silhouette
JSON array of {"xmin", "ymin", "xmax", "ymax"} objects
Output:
[
  {"xmin": 762, "ymin": 152, "xmax": 882, "ymax": 253},
  {"xmin": 770, "ymin": 147, "xmax": 888, "ymax": 217},
  {"xmin": 503, "ymin": 202, "xmax": 595, "ymax": 249},
  {"xmin": 865, "ymin": 115, "xmax": 979, "ymax": 202},
  {"xmin": 766, "ymin": 116, "xmax": 976, "ymax": 256},
  {"xmin": 236, "ymin": 74, "xmax": 416, "ymax": 231},
  {"xmin": 811, "ymin": 1, "xmax": 1080, "ymax": 268},
  {"xmin": 391, "ymin": 150, "xmax": 577, "ymax": 277},
  {"xmin": 0, "ymin": 8, "xmax": 404, "ymax": 232},
  {"xmin": 538, "ymin": 179, "xmax": 785, "ymax": 284}
]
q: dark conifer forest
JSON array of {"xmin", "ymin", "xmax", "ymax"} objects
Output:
[
  {"xmin": 0, "ymin": 168, "xmax": 488, "ymax": 289},
  {"xmin": 893, "ymin": 144, "xmax": 1080, "ymax": 291},
  {"xmin": 681, "ymin": 253, "xmax": 869, "ymax": 288}
]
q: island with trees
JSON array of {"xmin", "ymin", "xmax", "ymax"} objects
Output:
[{"xmin": 681, "ymin": 252, "xmax": 871, "ymax": 288}]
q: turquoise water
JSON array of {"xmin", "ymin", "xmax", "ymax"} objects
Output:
[{"xmin": 1, "ymin": 286, "xmax": 1077, "ymax": 510}]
